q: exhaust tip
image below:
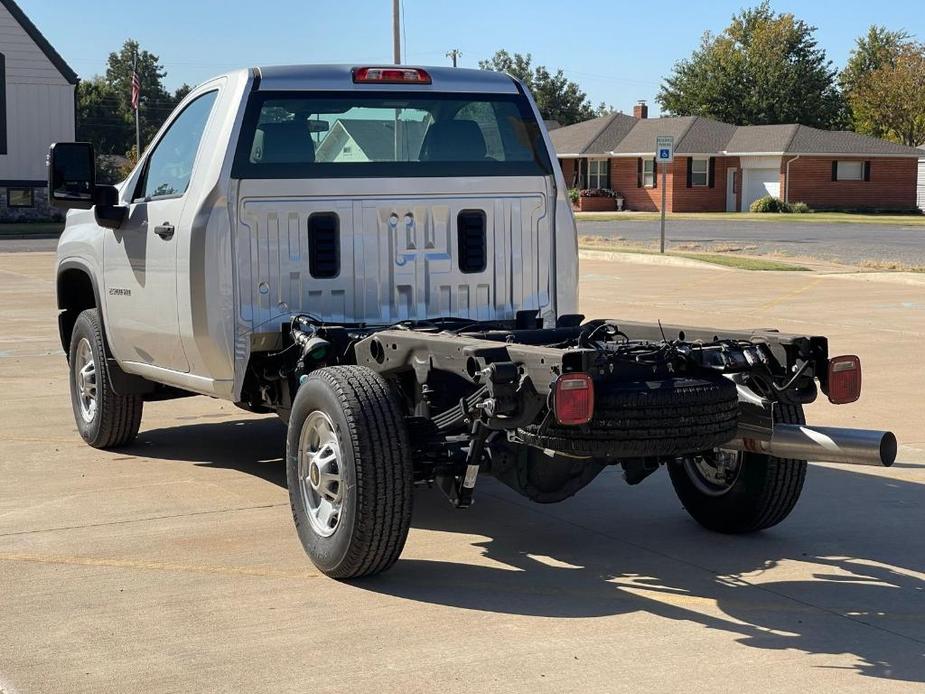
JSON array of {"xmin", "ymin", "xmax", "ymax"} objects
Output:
[{"xmin": 880, "ymin": 431, "xmax": 898, "ymax": 467}]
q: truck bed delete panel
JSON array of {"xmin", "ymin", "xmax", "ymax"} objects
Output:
[{"xmin": 235, "ymin": 192, "xmax": 550, "ymax": 331}]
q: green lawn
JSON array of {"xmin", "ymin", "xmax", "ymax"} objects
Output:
[
  {"xmin": 574, "ymin": 211, "xmax": 925, "ymax": 226},
  {"xmin": 0, "ymin": 222, "xmax": 64, "ymax": 237}
]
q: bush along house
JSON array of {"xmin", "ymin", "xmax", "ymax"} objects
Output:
[
  {"xmin": 551, "ymin": 100, "xmax": 922, "ymax": 213},
  {"xmin": 0, "ymin": 0, "xmax": 77, "ymax": 222}
]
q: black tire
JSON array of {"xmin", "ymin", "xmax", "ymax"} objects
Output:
[
  {"xmin": 668, "ymin": 403, "xmax": 807, "ymax": 533},
  {"xmin": 519, "ymin": 374, "xmax": 738, "ymax": 458},
  {"xmin": 68, "ymin": 309, "xmax": 143, "ymax": 449},
  {"xmin": 286, "ymin": 366, "xmax": 413, "ymax": 579}
]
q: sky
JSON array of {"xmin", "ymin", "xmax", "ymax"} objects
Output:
[{"xmin": 17, "ymin": 0, "xmax": 924, "ymax": 116}]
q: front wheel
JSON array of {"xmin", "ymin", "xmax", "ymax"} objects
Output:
[
  {"xmin": 668, "ymin": 403, "xmax": 807, "ymax": 533},
  {"xmin": 286, "ymin": 366, "xmax": 413, "ymax": 579},
  {"xmin": 68, "ymin": 309, "xmax": 143, "ymax": 449}
]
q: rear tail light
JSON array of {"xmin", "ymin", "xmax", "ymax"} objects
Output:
[
  {"xmin": 827, "ymin": 355, "xmax": 862, "ymax": 404},
  {"xmin": 553, "ymin": 373, "xmax": 595, "ymax": 426},
  {"xmin": 352, "ymin": 67, "xmax": 432, "ymax": 84}
]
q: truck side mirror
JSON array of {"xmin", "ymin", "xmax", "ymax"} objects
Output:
[
  {"xmin": 47, "ymin": 142, "xmax": 96, "ymax": 209},
  {"xmin": 47, "ymin": 142, "xmax": 126, "ymax": 229}
]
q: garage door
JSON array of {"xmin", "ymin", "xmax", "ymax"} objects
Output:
[{"xmin": 743, "ymin": 168, "xmax": 780, "ymax": 209}]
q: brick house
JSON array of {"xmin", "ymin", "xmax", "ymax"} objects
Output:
[{"xmin": 551, "ymin": 101, "xmax": 922, "ymax": 212}]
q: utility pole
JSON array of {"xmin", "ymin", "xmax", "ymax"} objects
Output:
[
  {"xmin": 446, "ymin": 49, "xmax": 462, "ymax": 67},
  {"xmin": 392, "ymin": 0, "xmax": 401, "ymax": 64}
]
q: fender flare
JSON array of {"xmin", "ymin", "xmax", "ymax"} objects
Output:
[{"xmin": 56, "ymin": 259, "xmax": 154, "ymax": 396}]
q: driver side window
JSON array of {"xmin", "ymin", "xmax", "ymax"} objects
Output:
[{"xmin": 137, "ymin": 91, "xmax": 218, "ymax": 201}]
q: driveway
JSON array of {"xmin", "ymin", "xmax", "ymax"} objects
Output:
[
  {"xmin": 578, "ymin": 218, "xmax": 925, "ymax": 266},
  {"xmin": 1, "ymin": 251, "xmax": 923, "ymax": 693}
]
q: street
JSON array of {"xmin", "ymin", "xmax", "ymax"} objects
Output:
[
  {"xmin": 578, "ymin": 218, "xmax": 925, "ymax": 267},
  {"xmin": 0, "ymin": 249, "xmax": 923, "ymax": 693}
]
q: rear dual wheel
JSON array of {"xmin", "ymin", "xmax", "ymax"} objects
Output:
[{"xmin": 669, "ymin": 403, "xmax": 807, "ymax": 533}]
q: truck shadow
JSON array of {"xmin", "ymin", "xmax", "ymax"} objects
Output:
[
  {"xmin": 374, "ymin": 468, "xmax": 925, "ymax": 684},
  {"xmin": 134, "ymin": 417, "xmax": 925, "ymax": 684},
  {"xmin": 131, "ymin": 416, "xmax": 288, "ymax": 487}
]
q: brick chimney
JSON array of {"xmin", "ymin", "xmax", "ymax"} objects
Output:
[{"xmin": 633, "ymin": 100, "xmax": 648, "ymax": 119}]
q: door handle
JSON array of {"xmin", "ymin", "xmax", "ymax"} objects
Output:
[{"xmin": 154, "ymin": 222, "xmax": 175, "ymax": 240}]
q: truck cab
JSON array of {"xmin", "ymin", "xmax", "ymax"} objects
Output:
[{"xmin": 54, "ymin": 65, "xmax": 577, "ymax": 402}]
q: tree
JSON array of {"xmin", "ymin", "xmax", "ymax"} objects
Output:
[
  {"xmin": 77, "ymin": 39, "xmax": 190, "ymax": 158},
  {"xmin": 840, "ymin": 26, "xmax": 914, "ymax": 137},
  {"xmin": 75, "ymin": 76, "xmax": 125, "ymax": 154},
  {"xmin": 657, "ymin": 2, "xmax": 845, "ymax": 128},
  {"xmin": 479, "ymin": 50, "xmax": 599, "ymax": 125},
  {"xmin": 848, "ymin": 44, "xmax": 925, "ymax": 146}
]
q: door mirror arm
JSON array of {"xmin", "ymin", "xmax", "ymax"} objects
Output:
[{"xmin": 93, "ymin": 185, "xmax": 127, "ymax": 230}]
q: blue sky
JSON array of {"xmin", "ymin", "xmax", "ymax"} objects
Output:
[{"xmin": 19, "ymin": 0, "xmax": 923, "ymax": 115}]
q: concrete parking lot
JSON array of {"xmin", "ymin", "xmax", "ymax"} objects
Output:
[{"xmin": 1, "ymin": 249, "xmax": 923, "ymax": 693}]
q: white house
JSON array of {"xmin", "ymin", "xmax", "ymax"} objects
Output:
[
  {"xmin": 0, "ymin": 0, "xmax": 77, "ymax": 222},
  {"xmin": 315, "ymin": 119, "xmax": 428, "ymax": 163},
  {"xmin": 918, "ymin": 146, "xmax": 925, "ymax": 211}
]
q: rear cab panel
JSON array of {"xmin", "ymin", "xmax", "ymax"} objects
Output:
[{"xmin": 226, "ymin": 65, "xmax": 576, "ymax": 389}]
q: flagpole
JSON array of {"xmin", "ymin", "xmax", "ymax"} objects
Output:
[{"xmin": 133, "ymin": 54, "xmax": 141, "ymax": 161}]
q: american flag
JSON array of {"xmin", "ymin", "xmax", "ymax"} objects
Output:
[{"xmin": 131, "ymin": 70, "xmax": 141, "ymax": 111}]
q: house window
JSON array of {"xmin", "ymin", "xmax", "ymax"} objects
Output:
[
  {"xmin": 588, "ymin": 158, "xmax": 609, "ymax": 189},
  {"xmin": 7, "ymin": 188, "xmax": 34, "ymax": 208},
  {"xmin": 642, "ymin": 158, "xmax": 655, "ymax": 187},
  {"xmin": 691, "ymin": 158, "xmax": 709, "ymax": 186},
  {"xmin": 836, "ymin": 161, "xmax": 864, "ymax": 181}
]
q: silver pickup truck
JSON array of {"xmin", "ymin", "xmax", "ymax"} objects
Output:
[{"xmin": 50, "ymin": 64, "xmax": 896, "ymax": 579}]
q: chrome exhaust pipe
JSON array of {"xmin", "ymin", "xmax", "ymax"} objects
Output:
[{"xmin": 729, "ymin": 424, "xmax": 897, "ymax": 467}]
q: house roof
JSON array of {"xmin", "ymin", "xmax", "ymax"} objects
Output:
[
  {"xmin": 327, "ymin": 119, "xmax": 428, "ymax": 161},
  {"xmin": 0, "ymin": 0, "xmax": 78, "ymax": 84},
  {"xmin": 784, "ymin": 126, "xmax": 922, "ymax": 156},
  {"xmin": 550, "ymin": 113, "xmax": 923, "ymax": 159},
  {"xmin": 548, "ymin": 112, "xmax": 636, "ymax": 156},
  {"xmin": 724, "ymin": 124, "xmax": 798, "ymax": 154}
]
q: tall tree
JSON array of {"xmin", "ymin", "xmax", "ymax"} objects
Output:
[
  {"xmin": 840, "ymin": 26, "xmax": 914, "ymax": 137},
  {"xmin": 657, "ymin": 2, "xmax": 845, "ymax": 128},
  {"xmin": 479, "ymin": 50, "xmax": 598, "ymax": 125},
  {"xmin": 77, "ymin": 39, "xmax": 189, "ymax": 158},
  {"xmin": 848, "ymin": 44, "xmax": 925, "ymax": 146}
]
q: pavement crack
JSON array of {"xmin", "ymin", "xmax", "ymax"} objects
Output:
[{"xmin": 0, "ymin": 503, "xmax": 288, "ymax": 538}]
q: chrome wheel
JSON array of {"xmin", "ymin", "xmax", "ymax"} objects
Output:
[
  {"xmin": 74, "ymin": 337, "xmax": 98, "ymax": 423},
  {"xmin": 298, "ymin": 410, "xmax": 344, "ymax": 537},
  {"xmin": 682, "ymin": 449, "xmax": 742, "ymax": 497}
]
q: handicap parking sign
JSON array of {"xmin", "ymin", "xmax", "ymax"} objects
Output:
[{"xmin": 655, "ymin": 136, "xmax": 674, "ymax": 163}]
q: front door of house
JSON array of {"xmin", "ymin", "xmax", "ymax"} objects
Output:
[{"xmin": 726, "ymin": 168, "xmax": 738, "ymax": 212}]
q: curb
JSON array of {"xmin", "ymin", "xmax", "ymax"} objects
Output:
[
  {"xmin": 579, "ymin": 249, "xmax": 734, "ymax": 270},
  {"xmin": 0, "ymin": 234, "xmax": 61, "ymax": 240}
]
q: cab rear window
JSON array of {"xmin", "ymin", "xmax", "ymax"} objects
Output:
[{"xmin": 231, "ymin": 91, "xmax": 552, "ymax": 178}]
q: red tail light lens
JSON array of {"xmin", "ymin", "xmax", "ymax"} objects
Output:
[
  {"xmin": 554, "ymin": 373, "xmax": 595, "ymax": 426},
  {"xmin": 352, "ymin": 67, "xmax": 432, "ymax": 84},
  {"xmin": 827, "ymin": 355, "xmax": 862, "ymax": 404}
]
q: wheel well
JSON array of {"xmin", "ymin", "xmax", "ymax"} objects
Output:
[{"xmin": 57, "ymin": 268, "xmax": 97, "ymax": 354}]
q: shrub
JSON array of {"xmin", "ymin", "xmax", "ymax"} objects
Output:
[
  {"xmin": 579, "ymin": 188, "xmax": 616, "ymax": 198},
  {"xmin": 789, "ymin": 201, "xmax": 812, "ymax": 213},
  {"xmin": 750, "ymin": 195, "xmax": 788, "ymax": 213},
  {"xmin": 568, "ymin": 188, "xmax": 580, "ymax": 204}
]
